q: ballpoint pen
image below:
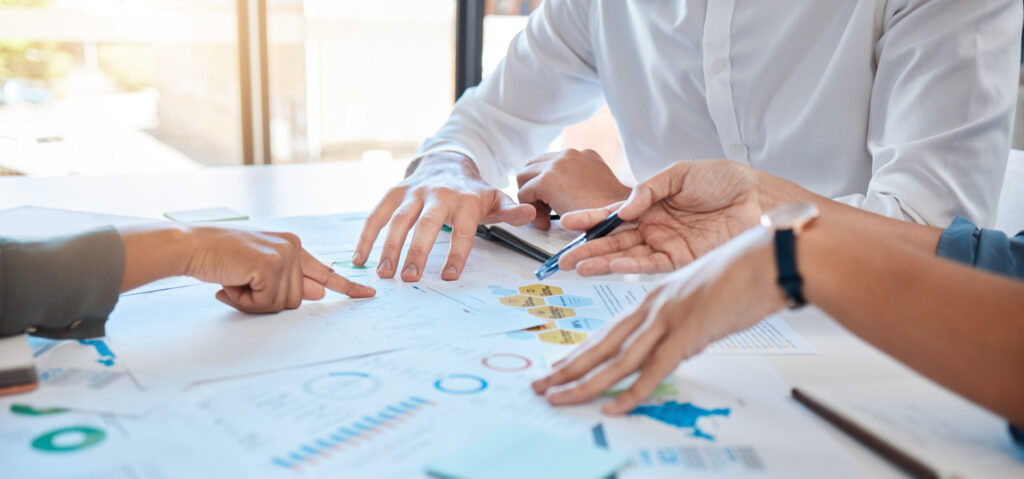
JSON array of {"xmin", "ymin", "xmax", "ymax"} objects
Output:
[{"xmin": 534, "ymin": 212, "xmax": 623, "ymax": 280}]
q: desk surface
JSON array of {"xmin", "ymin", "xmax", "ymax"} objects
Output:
[{"xmin": 1, "ymin": 162, "xmax": 919, "ymax": 477}]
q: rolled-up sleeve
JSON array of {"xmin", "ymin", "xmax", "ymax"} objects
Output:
[
  {"xmin": 936, "ymin": 216, "xmax": 1024, "ymax": 279},
  {"xmin": 418, "ymin": 0, "xmax": 603, "ymax": 188},
  {"xmin": 846, "ymin": 0, "xmax": 1022, "ymax": 227},
  {"xmin": 0, "ymin": 227, "xmax": 125, "ymax": 339},
  {"xmin": 936, "ymin": 217, "xmax": 1024, "ymax": 446}
]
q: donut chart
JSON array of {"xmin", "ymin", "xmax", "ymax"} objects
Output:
[
  {"xmin": 433, "ymin": 374, "xmax": 488, "ymax": 395},
  {"xmin": 31, "ymin": 426, "xmax": 106, "ymax": 453},
  {"xmin": 481, "ymin": 353, "xmax": 532, "ymax": 372}
]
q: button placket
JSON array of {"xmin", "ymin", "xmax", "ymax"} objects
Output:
[{"xmin": 701, "ymin": 0, "xmax": 749, "ymax": 165}]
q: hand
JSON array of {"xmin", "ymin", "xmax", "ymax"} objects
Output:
[
  {"xmin": 184, "ymin": 227, "xmax": 376, "ymax": 313},
  {"xmin": 531, "ymin": 227, "xmax": 786, "ymax": 414},
  {"xmin": 353, "ymin": 151, "xmax": 535, "ymax": 282},
  {"xmin": 558, "ymin": 159, "xmax": 764, "ymax": 276},
  {"xmin": 516, "ymin": 149, "xmax": 632, "ymax": 230}
]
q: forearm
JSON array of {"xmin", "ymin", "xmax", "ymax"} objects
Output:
[
  {"xmin": 756, "ymin": 170, "xmax": 943, "ymax": 253},
  {"xmin": 406, "ymin": 151, "xmax": 483, "ymax": 180},
  {"xmin": 799, "ymin": 215, "xmax": 1024, "ymax": 425},
  {"xmin": 0, "ymin": 228, "xmax": 124, "ymax": 339},
  {"xmin": 116, "ymin": 224, "xmax": 197, "ymax": 292}
]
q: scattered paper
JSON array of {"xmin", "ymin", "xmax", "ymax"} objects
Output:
[
  {"xmin": 601, "ymin": 355, "xmax": 858, "ymax": 478},
  {"xmin": 706, "ymin": 315, "xmax": 815, "ymax": 354},
  {"xmin": 795, "ymin": 380, "xmax": 1024, "ymax": 478},
  {"xmin": 19, "ymin": 337, "xmax": 173, "ymax": 417},
  {"xmin": 105, "ymin": 251, "xmax": 546, "ymax": 389},
  {"xmin": 426, "ymin": 425, "xmax": 629, "ymax": 479}
]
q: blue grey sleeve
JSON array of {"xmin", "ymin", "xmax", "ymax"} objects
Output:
[
  {"xmin": 935, "ymin": 216, "xmax": 1024, "ymax": 279},
  {"xmin": 0, "ymin": 227, "xmax": 125, "ymax": 340},
  {"xmin": 937, "ymin": 217, "xmax": 1024, "ymax": 447}
]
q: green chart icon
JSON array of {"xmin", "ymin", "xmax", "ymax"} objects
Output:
[
  {"xmin": 10, "ymin": 404, "xmax": 67, "ymax": 416},
  {"xmin": 333, "ymin": 259, "xmax": 377, "ymax": 270},
  {"xmin": 32, "ymin": 426, "xmax": 107, "ymax": 453}
]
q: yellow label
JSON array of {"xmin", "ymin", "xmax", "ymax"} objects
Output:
[
  {"xmin": 538, "ymin": 329, "xmax": 589, "ymax": 345},
  {"xmin": 499, "ymin": 295, "xmax": 546, "ymax": 308},
  {"xmin": 524, "ymin": 321, "xmax": 556, "ymax": 332},
  {"xmin": 528, "ymin": 306, "xmax": 576, "ymax": 319},
  {"xmin": 519, "ymin": 284, "xmax": 564, "ymax": 297}
]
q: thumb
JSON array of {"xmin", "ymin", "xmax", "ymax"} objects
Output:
[
  {"xmin": 561, "ymin": 202, "xmax": 622, "ymax": 231},
  {"xmin": 619, "ymin": 162, "xmax": 691, "ymax": 220},
  {"xmin": 485, "ymin": 192, "xmax": 536, "ymax": 226}
]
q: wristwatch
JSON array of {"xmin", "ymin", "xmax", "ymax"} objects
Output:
[{"xmin": 760, "ymin": 203, "xmax": 820, "ymax": 309}]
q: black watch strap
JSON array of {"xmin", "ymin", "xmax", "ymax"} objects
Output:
[{"xmin": 774, "ymin": 229, "xmax": 806, "ymax": 308}]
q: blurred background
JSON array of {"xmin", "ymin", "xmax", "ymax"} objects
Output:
[
  {"xmin": 0, "ymin": 0, "xmax": 623, "ymax": 178},
  {"xmin": 0, "ymin": 0, "xmax": 1018, "ymax": 180}
]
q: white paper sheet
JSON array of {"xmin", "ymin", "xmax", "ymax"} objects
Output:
[
  {"xmin": 105, "ymin": 249, "xmax": 547, "ymax": 389},
  {"xmin": 705, "ymin": 315, "xmax": 816, "ymax": 354},
  {"xmin": 182, "ymin": 336, "xmax": 604, "ymax": 478},
  {"xmin": 600, "ymin": 355, "xmax": 858, "ymax": 478},
  {"xmin": 17, "ymin": 337, "xmax": 174, "ymax": 417},
  {"xmin": 0, "ymin": 397, "xmax": 257, "ymax": 479},
  {"xmin": 179, "ymin": 339, "xmax": 849, "ymax": 478},
  {"xmin": 0, "ymin": 205, "xmax": 151, "ymax": 237},
  {"xmin": 796, "ymin": 380, "xmax": 1024, "ymax": 478}
]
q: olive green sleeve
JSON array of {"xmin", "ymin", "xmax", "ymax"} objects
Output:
[{"xmin": 0, "ymin": 227, "xmax": 125, "ymax": 339}]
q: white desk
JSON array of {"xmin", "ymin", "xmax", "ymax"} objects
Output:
[{"xmin": 0, "ymin": 162, "xmax": 920, "ymax": 477}]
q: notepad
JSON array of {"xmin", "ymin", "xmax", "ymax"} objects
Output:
[
  {"xmin": 476, "ymin": 221, "xmax": 581, "ymax": 262},
  {"xmin": 794, "ymin": 380, "xmax": 1024, "ymax": 478},
  {"xmin": 163, "ymin": 207, "xmax": 249, "ymax": 223},
  {"xmin": 0, "ymin": 334, "xmax": 38, "ymax": 396},
  {"xmin": 426, "ymin": 425, "xmax": 629, "ymax": 479}
]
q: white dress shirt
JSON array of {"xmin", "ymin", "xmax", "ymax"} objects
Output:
[{"xmin": 420, "ymin": 0, "xmax": 1022, "ymax": 226}]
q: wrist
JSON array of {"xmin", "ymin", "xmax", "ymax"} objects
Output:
[
  {"xmin": 752, "ymin": 168, "xmax": 824, "ymax": 213},
  {"xmin": 164, "ymin": 224, "xmax": 198, "ymax": 277},
  {"xmin": 413, "ymin": 151, "xmax": 481, "ymax": 179},
  {"xmin": 746, "ymin": 241, "xmax": 790, "ymax": 314}
]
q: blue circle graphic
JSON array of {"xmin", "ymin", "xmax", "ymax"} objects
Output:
[{"xmin": 433, "ymin": 374, "xmax": 488, "ymax": 395}]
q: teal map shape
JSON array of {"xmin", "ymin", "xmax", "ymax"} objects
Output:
[
  {"xmin": 630, "ymin": 401, "xmax": 730, "ymax": 441},
  {"xmin": 77, "ymin": 339, "xmax": 116, "ymax": 367}
]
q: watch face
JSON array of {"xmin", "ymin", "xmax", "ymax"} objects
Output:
[{"xmin": 760, "ymin": 202, "xmax": 820, "ymax": 230}]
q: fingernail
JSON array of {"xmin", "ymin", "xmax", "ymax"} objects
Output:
[
  {"xmin": 444, "ymin": 265, "xmax": 458, "ymax": 278},
  {"xmin": 402, "ymin": 263, "xmax": 418, "ymax": 278},
  {"xmin": 378, "ymin": 258, "xmax": 392, "ymax": 273}
]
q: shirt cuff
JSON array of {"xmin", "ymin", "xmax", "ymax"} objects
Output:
[
  {"xmin": 0, "ymin": 227, "xmax": 125, "ymax": 339},
  {"xmin": 936, "ymin": 216, "xmax": 1023, "ymax": 279}
]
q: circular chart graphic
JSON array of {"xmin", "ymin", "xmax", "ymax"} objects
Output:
[
  {"xmin": 481, "ymin": 354, "xmax": 532, "ymax": 372},
  {"xmin": 31, "ymin": 426, "xmax": 106, "ymax": 453},
  {"xmin": 433, "ymin": 374, "xmax": 488, "ymax": 395},
  {"xmin": 304, "ymin": 372, "xmax": 381, "ymax": 400}
]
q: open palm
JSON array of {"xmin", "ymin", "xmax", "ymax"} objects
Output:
[{"xmin": 559, "ymin": 160, "xmax": 764, "ymax": 275}]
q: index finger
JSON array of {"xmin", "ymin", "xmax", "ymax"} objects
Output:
[
  {"xmin": 558, "ymin": 228, "xmax": 643, "ymax": 271},
  {"xmin": 324, "ymin": 273, "xmax": 376, "ymax": 298},
  {"xmin": 353, "ymin": 188, "xmax": 404, "ymax": 266},
  {"xmin": 300, "ymin": 250, "xmax": 376, "ymax": 298}
]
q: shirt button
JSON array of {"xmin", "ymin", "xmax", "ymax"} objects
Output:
[
  {"xmin": 68, "ymin": 319, "xmax": 84, "ymax": 331},
  {"xmin": 710, "ymin": 61, "xmax": 724, "ymax": 74},
  {"xmin": 729, "ymin": 144, "xmax": 747, "ymax": 157}
]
